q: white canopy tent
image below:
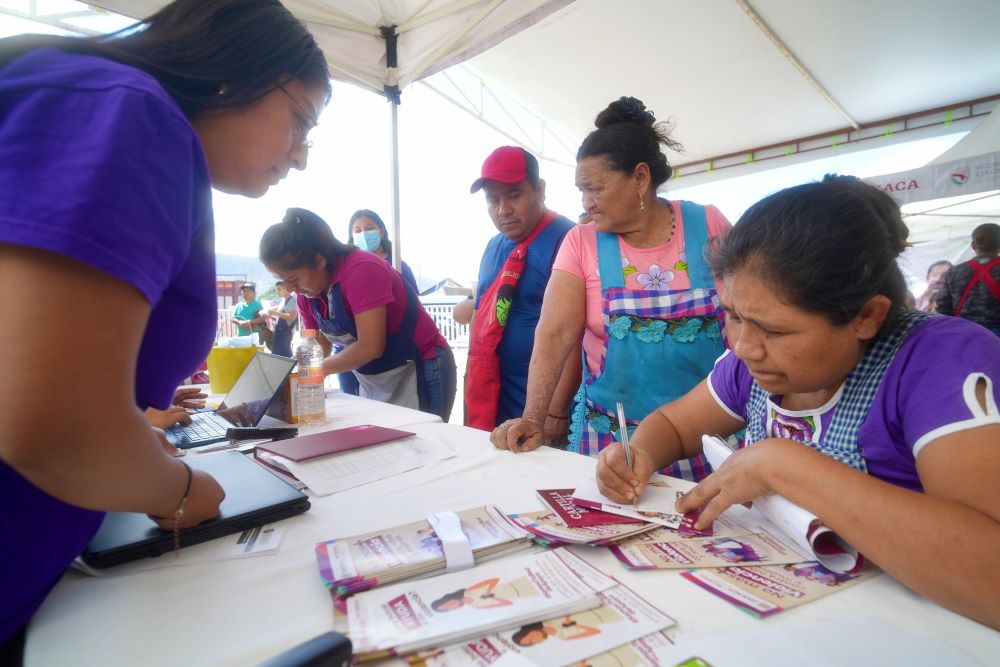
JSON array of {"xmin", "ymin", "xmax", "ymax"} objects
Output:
[{"xmin": 83, "ymin": 0, "xmax": 1000, "ymax": 266}]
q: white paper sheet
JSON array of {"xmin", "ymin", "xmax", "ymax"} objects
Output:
[{"xmin": 273, "ymin": 434, "xmax": 455, "ymax": 496}]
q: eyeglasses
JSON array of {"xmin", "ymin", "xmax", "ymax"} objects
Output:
[{"xmin": 277, "ymin": 82, "xmax": 318, "ymax": 151}]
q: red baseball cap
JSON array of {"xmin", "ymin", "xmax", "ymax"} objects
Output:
[{"xmin": 470, "ymin": 146, "xmax": 540, "ymax": 193}]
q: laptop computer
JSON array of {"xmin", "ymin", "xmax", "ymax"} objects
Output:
[
  {"xmin": 82, "ymin": 450, "xmax": 311, "ymax": 568},
  {"xmin": 166, "ymin": 351, "xmax": 296, "ymax": 448}
]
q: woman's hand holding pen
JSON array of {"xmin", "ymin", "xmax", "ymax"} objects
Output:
[{"xmin": 596, "ymin": 443, "xmax": 656, "ymax": 505}]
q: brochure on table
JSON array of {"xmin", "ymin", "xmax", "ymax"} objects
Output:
[
  {"xmin": 347, "ymin": 549, "xmax": 614, "ymax": 657},
  {"xmin": 508, "ymin": 511, "xmax": 658, "ymax": 547},
  {"xmin": 681, "ymin": 560, "xmax": 880, "ymax": 618},
  {"xmin": 411, "ymin": 584, "xmax": 676, "ymax": 667},
  {"xmin": 316, "ymin": 506, "xmax": 531, "ymax": 597}
]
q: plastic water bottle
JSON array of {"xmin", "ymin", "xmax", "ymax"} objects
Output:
[{"xmin": 295, "ymin": 329, "xmax": 327, "ymax": 426}]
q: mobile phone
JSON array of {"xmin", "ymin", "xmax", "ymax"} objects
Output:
[{"xmin": 225, "ymin": 426, "xmax": 298, "ymax": 441}]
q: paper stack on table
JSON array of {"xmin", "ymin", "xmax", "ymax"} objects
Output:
[
  {"xmin": 408, "ymin": 581, "xmax": 676, "ymax": 667},
  {"xmin": 346, "ymin": 549, "xmax": 614, "ymax": 659},
  {"xmin": 315, "ymin": 506, "xmax": 533, "ymax": 599},
  {"xmin": 255, "ymin": 424, "xmax": 455, "ymax": 495}
]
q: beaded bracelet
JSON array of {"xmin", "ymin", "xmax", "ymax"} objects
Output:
[{"xmin": 148, "ymin": 460, "xmax": 193, "ymax": 557}]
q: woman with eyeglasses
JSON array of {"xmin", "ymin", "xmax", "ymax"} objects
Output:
[{"xmin": 0, "ymin": 0, "xmax": 328, "ymax": 659}]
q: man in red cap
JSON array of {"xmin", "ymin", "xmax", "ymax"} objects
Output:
[{"xmin": 464, "ymin": 146, "xmax": 577, "ymax": 442}]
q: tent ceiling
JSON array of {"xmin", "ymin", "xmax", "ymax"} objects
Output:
[
  {"xmin": 92, "ymin": 0, "xmax": 1000, "ymax": 173},
  {"xmin": 466, "ymin": 0, "xmax": 1000, "ymax": 167},
  {"xmin": 93, "ymin": 0, "xmax": 571, "ymax": 92}
]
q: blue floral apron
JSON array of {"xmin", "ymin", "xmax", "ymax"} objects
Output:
[
  {"xmin": 744, "ymin": 309, "xmax": 934, "ymax": 471},
  {"xmin": 568, "ymin": 200, "xmax": 725, "ymax": 481},
  {"xmin": 311, "ymin": 280, "xmax": 421, "ymax": 409}
]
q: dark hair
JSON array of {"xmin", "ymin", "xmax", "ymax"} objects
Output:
[
  {"xmin": 348, "ymin": 209, "xmax": 392, "ymax": 256},
  {"xmin": 925, "ymin": 260, "xmax": 952, "ymax": 279},
  {"xmin": 259, "ymin": 208, "xmax": 353, "ymax": 272},
  {"xmin": 577, "ymin": 96, "xmax": 682, "ymax": 188},
  {"xmin": 0, "ymin": 0, "xmax": 330, "ymax": 119},
  {"xmin": 711, "ymin": 174, "xmax": 909, "ymax": 329},
  {"xmin": 512, "ymin": 622, "xmax": 547, "ymax": 646},
  {"xmin": 274, "ymin": 280, "xmax": 285, "ymax": 287},
  {"xmin": 972, "ymin": 223, "xmax": 1000, "ymax": 254},
  {"xmin": 430, "ymin": 589, "xmax": 466, "ymax": 612}
]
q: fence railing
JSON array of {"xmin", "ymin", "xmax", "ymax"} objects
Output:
[{"xmin": 216, "ymin": 299, "xmax": 470, "ymax": 348}]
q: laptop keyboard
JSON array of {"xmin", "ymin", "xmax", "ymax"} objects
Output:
[{"xmin": 167, "ymin": 414, "xmax": 228, "ymax": 445}]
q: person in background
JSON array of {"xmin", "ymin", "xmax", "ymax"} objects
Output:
[
  {"xmin": 268, "ymin": 279, "xmax": 299, "ymax": 357},
  {"xmin": 597, "ymin": 175, "xmax": 1000, "ymax": 630},
  {"xmin": 935, "ymin": 223, "xmax": 1000, "ymax": 337},
  {"xmin": 465, "ymin": 146, "xmax": 577, "ymax": 442},
  {"xmin": 260, "ymin": 208, "xmax": 457, "ymax": 420},
  {"xmin": 337, "ymin": 209, "xmax": 412, "ymax": 394},
  {"xmin": 491, "ymin": 97, "xmax": 731, "ymax": 481},
  {"xmin": 0, "ymin": 0, "xmax": 329, "ymax": 659},
  {"xmin": 348, "ymin": 209, "xmax": 418, "ymax": 291},
  {"xmin": 232, "ymin": 282, "xmax": 264, "ymax": 336},
  {"xmin": 915, "ymin": 259, "xmax": 951, "ymax": 312}
]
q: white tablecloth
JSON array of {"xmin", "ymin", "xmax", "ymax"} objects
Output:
[{"xmin": 24, "ymin": 405, "xmax": 1000, "ymax": 666}]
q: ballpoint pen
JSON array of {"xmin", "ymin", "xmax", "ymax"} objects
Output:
[{"xmin": 616, "ymin": 400, "xmax": 633, "ymax": 470}]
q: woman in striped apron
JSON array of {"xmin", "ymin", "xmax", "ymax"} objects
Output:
[{"xmin": 490, "ymin": 96, "xmax": 731, "ymax": 482}]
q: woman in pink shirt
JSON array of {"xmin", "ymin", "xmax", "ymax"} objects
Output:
[
  {"xmin": 492, "ymin": 97, "xmax": 730, "ymax": 481},
  {"xmin": 260, "ymin": 208, "xmax": 456, "ymax": 420}
]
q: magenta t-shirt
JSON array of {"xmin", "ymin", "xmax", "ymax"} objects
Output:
[
  {"xmin": 0, "ymin": 49, "xmax": 216, "ymax": 641},
  {"xmin": 298, "ymin": 250, "xmax": 446, "ymax": 359},
  {"xmin": 707, "ymin": 316, "xmax": 1000, "ymax": 492}
]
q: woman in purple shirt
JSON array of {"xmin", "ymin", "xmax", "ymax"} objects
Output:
[
  {"xmin": 0, "ymin": 0, "xmax": 329, "ymax": 659},
  {"xmin": 596, "ymin": 176, "xmax": 1000, "ymax": 629}
]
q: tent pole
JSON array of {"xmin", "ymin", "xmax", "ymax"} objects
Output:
[
  {"xmin": 381, "ymin": 25, "xmax": 403, "ymax": 273},
  {"xmin": 388, "ymin": 95, "xmax": 401, "ymax": 273}
]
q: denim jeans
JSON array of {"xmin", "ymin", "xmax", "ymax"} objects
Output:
[{"xmin": 418, "ymin": 345, "xmax": 457, "ymax": 422}]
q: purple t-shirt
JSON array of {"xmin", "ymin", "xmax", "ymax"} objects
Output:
[
  {"xmin": 0, "ymin": 49, "xmax": 216, "ymax": 641},
  {"xmin": 708, "ymin": 316, "xmax": 1000, "ymax": 492}
]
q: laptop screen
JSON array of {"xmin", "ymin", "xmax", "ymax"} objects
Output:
[{"xmin": 216, "ymin": 352, "xmax": 296, "ymax": 427}]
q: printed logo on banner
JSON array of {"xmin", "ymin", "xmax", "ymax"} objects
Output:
[{"xmin": 950, "ymin": 167, "xmax": 969, "ymax": 185}]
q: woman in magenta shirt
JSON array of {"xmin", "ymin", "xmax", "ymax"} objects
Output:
[{"xmin": 260, "ymin": 208, "xmax": 456, "ymax": 421}]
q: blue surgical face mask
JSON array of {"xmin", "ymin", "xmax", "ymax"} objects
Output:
[{"xmin": 353, "ymin": 229, "xmax": 382, "ymax": 252}]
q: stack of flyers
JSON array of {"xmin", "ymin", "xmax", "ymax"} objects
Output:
[
  {"xmin": 571, "ymin": 475, "xmax": 702, "ymax": 530},
  {"xmin": 681, "ymin": 560, "xmax": 881, "ymax": 618},
  {"xmin": 316, "ymin": 506, "xmax": 533, "ymax": 598},
  {"xmin": 508, "ymin": 511, "xmax": 658, "ymax": 547},
  {"xmin": 347, "ymin": 549, "xmax": 616, "ymax": 659},
  {"xmin": 406, "ymin": 582, "xmax": 676, "ymax": 667}
]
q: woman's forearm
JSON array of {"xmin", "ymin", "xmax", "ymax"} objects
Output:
[{"xmin": 3, "ymin": 408, "xmax": 192, "ymax": 518}]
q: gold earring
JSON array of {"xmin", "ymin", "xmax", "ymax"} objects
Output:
[{"xmin": 638, "ymin": 192, "xmax": 645, "ymax": 213}]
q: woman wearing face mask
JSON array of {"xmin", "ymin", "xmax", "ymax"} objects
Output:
[
  {"xmin": 348, "ymin": 209, "xmax": 418, "ymax": 292},
  {"xmin": 340, "ymin": 209, "xmax": 419, "ymax": 396}
]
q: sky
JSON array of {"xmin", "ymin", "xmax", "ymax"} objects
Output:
[{"xmin": 2, "ymin": 1, "xmax": 967, "ymax": 291}]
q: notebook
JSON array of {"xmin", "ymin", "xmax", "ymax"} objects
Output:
[
  {"xmin": 255, "ymin": 424, "xmax": 416, "ymax": 462},
  {"xmin": 165, "ymin": 351, "xmax": 297, "ymax": 448},
  {"xmin": 81, "ymin": 450, "xmax": 310, "ymax": 568}
]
